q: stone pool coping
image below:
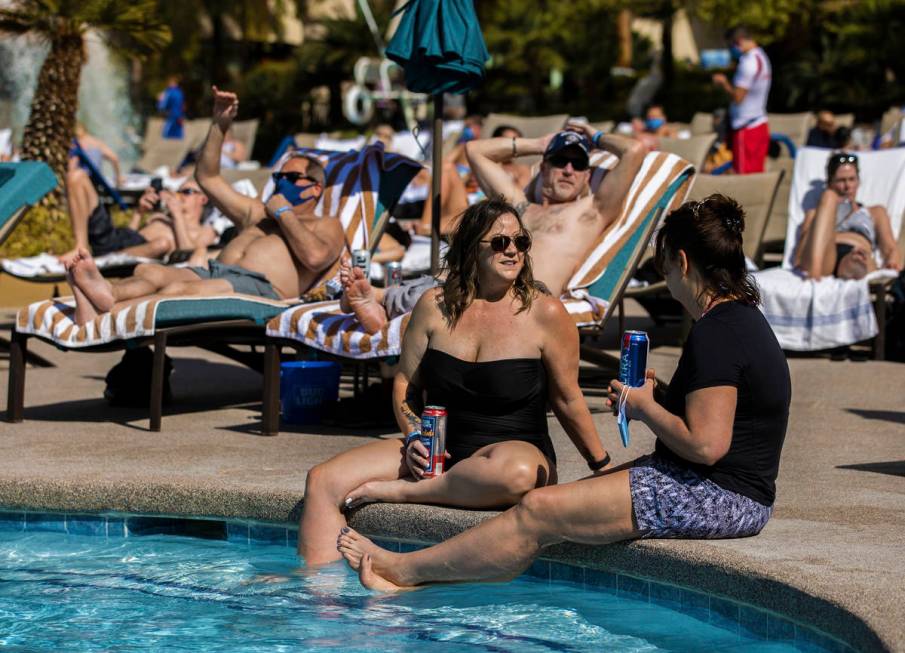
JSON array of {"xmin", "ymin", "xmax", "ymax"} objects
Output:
[{"xmin": 0, "ymin": 479, "xmax": 880, "ymax": 651}]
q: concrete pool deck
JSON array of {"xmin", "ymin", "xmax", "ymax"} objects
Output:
[{"xmin": 0, "ymin": 304, "xmax": 903, "ymax": 651}]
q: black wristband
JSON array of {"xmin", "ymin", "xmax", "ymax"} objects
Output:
[{"xmin": 588, "ymin": 452, "xmax": 611, "ymax": 471}]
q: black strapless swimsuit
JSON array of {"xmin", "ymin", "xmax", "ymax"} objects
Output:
[{"xmin": 419, "ymin": 348, "xmax": 555, "ymax": 468}]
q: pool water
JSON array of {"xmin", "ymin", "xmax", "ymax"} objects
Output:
[{"xmin": 0, "ymin": 527, "xmax": 842, "ymax": 652}]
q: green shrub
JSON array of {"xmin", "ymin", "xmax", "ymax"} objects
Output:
[{"xmin": 0, "ymin": 203, "xmax": 131, "ymax": 258}]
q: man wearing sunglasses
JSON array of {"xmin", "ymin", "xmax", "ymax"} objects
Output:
[
  {"xmin": 64, "ymin": 87, "xmax": 345, "ymax": 327},
  {"xmin": 337, "ymin": 122, "xmax": 646, "ymax": 334},
  {"xmin": 60, "ymin": 173, "xmax": 218, "ymax": 270}
]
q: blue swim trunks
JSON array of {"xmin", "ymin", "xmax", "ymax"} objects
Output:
[{"xmin": 629, "ymin": 454, "xmax": 772, "ymax": 539}]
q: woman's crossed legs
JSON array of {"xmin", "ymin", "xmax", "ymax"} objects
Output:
[{"xmin": 299, "ymin": 438, "xmax": 554, "ymax": 566}]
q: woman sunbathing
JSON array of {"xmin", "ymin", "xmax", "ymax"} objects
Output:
[
  {"xmin": 336, "ymin": 194, "xmax": 792, "ymax": 591},
  {"xmin": 298, "ymin": 197, "xmax": 610, "ymax": 566},
  {"xmin": 795, "ymin": 152, "xmax": 901, "ymax": 279}
]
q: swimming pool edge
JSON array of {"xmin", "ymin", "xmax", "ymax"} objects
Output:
[{"xmin": 0, "ymin": 477, "xmax": 888, "ymax": 652}]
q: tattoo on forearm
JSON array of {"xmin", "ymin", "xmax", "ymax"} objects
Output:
[{"xmin": 401, "ymin": 384, "xmax": 424, "ymax": 433}]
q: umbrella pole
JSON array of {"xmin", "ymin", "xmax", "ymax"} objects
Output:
[{"xmin": 430, "ymin": 93, "xmax": 444, "ymax": 275}]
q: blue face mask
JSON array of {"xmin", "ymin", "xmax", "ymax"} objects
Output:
[
  {"xmin": 729, "ymin": 45, "xmax": 743, "ymax": 61},
  {"xmin": 457, "ymin": 125, "xmax": 475, "ymax": 144},
  {"xmin": 645, "ymin": 118, "xmax": 665, "ymax": 131},
  {"xmin": 275, "ymin": 178, "xmax": 318, "ymax": 206}
]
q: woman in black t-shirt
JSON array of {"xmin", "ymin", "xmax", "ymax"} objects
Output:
[{"xmin": 336, "ymin": 194, "xmax": 791, "ymax": 591}]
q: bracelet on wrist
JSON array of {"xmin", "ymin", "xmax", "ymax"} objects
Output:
[
  {"xmin": 404, "ymin": 431, "xmax": 421, "ymax": 447},
  {"xmin": 592, "ymin": 130, "xmax": 605, "ymax": 148},
  {"xmin": 273, "ymin": 205, "xmax": 292, "ymax": 219},
  {"xmin": 587, "ymin": 452, "xmax": 611, "ymax": 471},
  {"xmin": 511, "ymin": 136, "xmax": 517, "ymax": 158}
]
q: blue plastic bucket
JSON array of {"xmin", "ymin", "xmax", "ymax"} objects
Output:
[{"xmin": 280, "ymin": 361, "xmax": 341, "ymax": 425}]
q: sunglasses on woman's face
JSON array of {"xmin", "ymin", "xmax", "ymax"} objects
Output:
[
  {"xmin": 481, "ymin": 233, "xmax": 532, "ymax": 253},
  {"xmin": 272, "ymin": 171, "xmax": 318, "ymax": 185},
  {"xmin": 176, "ymin": 188, "xmax": 201, "ymax": 196}
]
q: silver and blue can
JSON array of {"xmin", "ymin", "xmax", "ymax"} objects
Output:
[
  {"xmin": 352, "ymin": 249, "xmax": 371, "ymax": 275},
  {"xmin": 419, "ymin": 405, "xmax": 447, "ymax": 476},
  {"xmin": 384, "ymin": 261, "xmax": 403, "ymax": 287},
  {"xmin": 619, "ymin": 330, "xmax": 649, "ymax": 388}
]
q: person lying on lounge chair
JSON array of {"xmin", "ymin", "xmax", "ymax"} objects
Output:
[
  {"xmin": 63, "ymin": 86, "xmax": 345, "ymax": 326},
  {"xmin": 795, "ymin": 152, "xmax": 902, "ymax": 280},
  {"xmin": 61, "ymin": 162, "xmax": 217, "ymax": 265},
  {"xmin": 298, "ymin": 198, "xmax": 611, "ymax": 566},
  {"xmin": 336, "ymin": 194, "xmax": 791, "ymax": 591},
  {"xmin": 338, "ymin": 123, "xmax": 646, "ymax": 333}
]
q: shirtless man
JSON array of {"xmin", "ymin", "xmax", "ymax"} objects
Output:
[
  {"xmin": 65, "ymin": 86, "xmax": 345, "ymax": 326},
  {"xmin": 342, "ymin": 123, "xmax": 646, "ymax": 333}
]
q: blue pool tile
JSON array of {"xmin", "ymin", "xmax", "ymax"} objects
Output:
[
  {"xmin": 550, "ymin": 562, "xmax": 584, "ymax": 587},
  {"xmin": 583, "ymin": 568, "xmax": 618, "ymax": 591},
  {"xmin": 795, "ymin": 626, "xmax": 852, "ymax": 653},
  {"xmin": 739, "ymin": 605, "xmax": 769, "ymax": 640},
  {"xmin": 226, "ymin": 523, "xmax": 250, "ymax": 544},
  {"xmin": 617, "ymin": 574, "xmax": 650, "ymax": 601},
  {"xmin": 249, "ymin": 525, "xmax": 287, "ymax": 545},
  {"xmin": 25, "ymin": 512, "xmax": 67, "ymax": 533},
  {"xmin": 397, "ymin": 541, "xmax": 424, "ymax": 553},
  {"xmin": 649, "ymin": 582, "xmax": 683, "ymax": 611},
  {"xmin": 679, "ymin": 587, "xmax": 710, "ymax": 622},
  {"xmin": 287, "ymin": 529, "xmax": 298, "ymax": 549},
  {"xmin": 0, "ymin": 512, "xmax": 25, "ymax": 532},
  {"xmin": 766, "ymin": 613, "xmax": 795, "ymax": 642},
  {"xmin": 709, "ymin": 595, "xmax": 740, "ymax": 635},
  {"xmin": 126, "ymin": 516, "xmax": 176, "ymax": 536},
  {"xmin": 105, "ymin": 518, "xmax": 126, "ymax": 538},
  {"xmin": 66, "ymin": 515, "xmax": 107, "ymax": 537},
  {"xmin": 525, "ymin": 559, "xmax": 550, "ymax": 581}
]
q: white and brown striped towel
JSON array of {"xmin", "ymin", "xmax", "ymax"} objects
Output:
[{"xmin": 266, "ymin": 151, "xmax": 695, "ymax": 359}]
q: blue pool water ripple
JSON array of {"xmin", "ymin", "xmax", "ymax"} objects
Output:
[{"xmin": 0, "ymin": 530, "xmax": 838, "ymax": 652}]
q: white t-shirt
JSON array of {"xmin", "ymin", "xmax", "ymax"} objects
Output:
[{"xmin": 730, "ymin": 46, "xmax": 771, "ymax": 130}]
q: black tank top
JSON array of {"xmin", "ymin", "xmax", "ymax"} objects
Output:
[{"xmin": 420, "ymin": 348, "xmax": 555, "ymax": 466}]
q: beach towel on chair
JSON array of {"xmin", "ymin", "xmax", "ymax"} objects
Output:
[
  {"xmin": 754, "ymin": 147, "xmax": 905, "ymax": 350},
  {"xmin": 266, "ymin": 151, "xmax": 695, "ymax": 358}
]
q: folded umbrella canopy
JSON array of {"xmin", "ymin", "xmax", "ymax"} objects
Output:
[
  {"xmin": 386, "ymin": 0, "xmax": 489, "ymax": 95},
  {"xmin": 385, "ymin": 0, "xmax": 488, "ymax": 271}
]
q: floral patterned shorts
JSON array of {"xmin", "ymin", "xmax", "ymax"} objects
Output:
[{"xmin": 629, "ymin": 454, "xmax": 772, "ymax": 539}]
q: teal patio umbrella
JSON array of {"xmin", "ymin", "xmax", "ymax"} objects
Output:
[{"xmin": 386, "ymin": 0, "xmax": 489, "ymax": 272}]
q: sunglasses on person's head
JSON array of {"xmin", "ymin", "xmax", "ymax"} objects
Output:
[
  {"xmin": 176, "ymin": 188, "xmax": 202, "ymax": 196},
  {"xmin": 272, "ymin": 171, "xmax": 318, "ymax": 185},
  {"xmin": 546, "ymin": 155, "xmax": 590, "ymax": 171},
  {"xmin": 830, "ymin": 153, "xmax": 858, "ymax": 166},
  {"xmin": 481, "ymin": 233, "xmax": 532, "ymax": 253}
]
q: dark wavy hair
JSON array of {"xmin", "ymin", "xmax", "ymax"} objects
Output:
[
  {"xmin": 441, "ymin": 197, "xmax": 539, "ymax": 325},
  {"xmin": 654, "ymin": 193, "xmax": 761, "ymax": 306}
]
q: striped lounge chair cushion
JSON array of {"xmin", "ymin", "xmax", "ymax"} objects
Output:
[{"xmin": 16, "ymin": 295, "xmax": 296, "ymax": 349}]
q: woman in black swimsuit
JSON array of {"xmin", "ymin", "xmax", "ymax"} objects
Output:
[{"xmin": 298, "ymin": 198, "xmax": 610, "ymax": 566}]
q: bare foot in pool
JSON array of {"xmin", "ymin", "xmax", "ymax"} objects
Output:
[
  {"xmin": 339, "ymin": 261, "xmax": 387, "ymax": 335},
  {"xmin": 69, "ymin": 248, "xmax": 114, "ymax": 321},
  {"xmin": 337, "ymin": 527, "xmax": 397, "ymax": 572},
  {"xmin": 359, "ymin": 554, "xmax": 408, "ymax": 592}
]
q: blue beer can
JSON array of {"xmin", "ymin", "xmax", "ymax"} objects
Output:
[{"xmin": 619, "ymin": 330, "xmax": 649, "ymax": 388}]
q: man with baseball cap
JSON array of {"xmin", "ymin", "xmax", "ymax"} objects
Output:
[{"xmin": 336, "ymin": 121, "xmax": 646, "ymax": 334}]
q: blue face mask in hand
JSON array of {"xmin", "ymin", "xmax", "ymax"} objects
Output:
[
  {"xmin": 729, "ymin": 45, "xmax": 743, "ymax": 61},
  {"xmin": 645, "ymin": 118, "xmax": 665, "ymax": 131},
  {"xmin": 274, "ymin": 178, "xmax": 318, "ymax": 206}
]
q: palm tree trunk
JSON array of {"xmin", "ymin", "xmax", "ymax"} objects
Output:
[{"xmin": 21, "ymin": 34, "xmax": 85, "ymax": 200}]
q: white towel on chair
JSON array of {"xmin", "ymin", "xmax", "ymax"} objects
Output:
[{"xmin": 756, "ymin": 148, "xmax": 905, "ymax": 351}]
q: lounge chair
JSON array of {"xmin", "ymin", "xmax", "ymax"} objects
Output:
[
  {"xmin": 690, "ymin": 112, "xmax": 713, "ymax": 135},
  {"xmin": 768, "ymin": 112, "xmax": 814, "ymax": 150},
  {"xmin": 262, "ymin": 151, "xmax": 695, "ymax": 433},
  {"xmin": 0, "ymin": 161, "xmax": 58, "ymax": 251},
  {"xmin": 658, "ymin": 133, "xmax": 717, "ymax": 172},
  {"xmin": 754, "ymin": 147, "xmax": 905, "ymax": 356},
  {"xmin": 623, "ymin": 170, "xmax": 784, "ymax": 327},
  {"xmin": 6, "ymin": 145, "xmax": 422, "ymax": 431}
]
